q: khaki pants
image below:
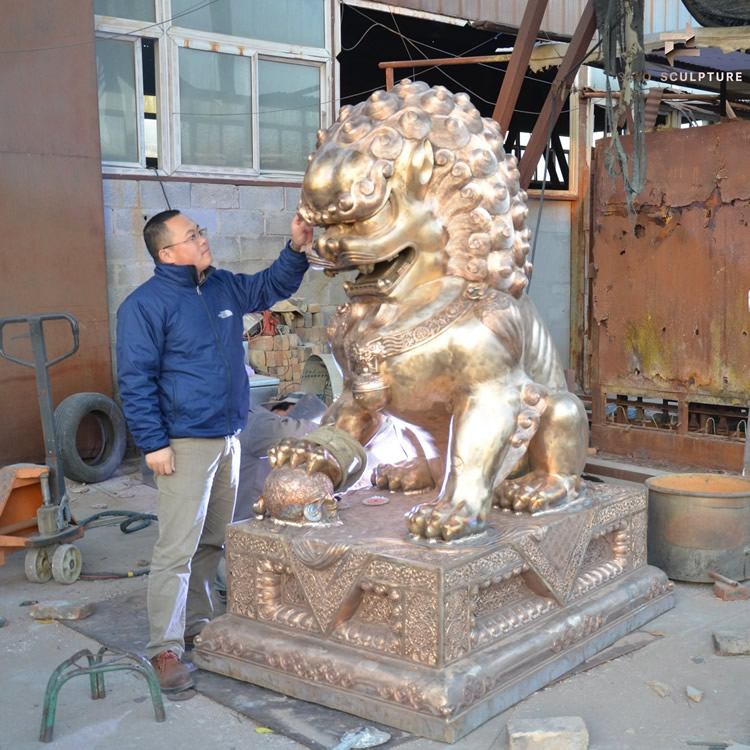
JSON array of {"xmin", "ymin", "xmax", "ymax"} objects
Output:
[{"xmin": 146, "ymin": 436, "xmax": 238, "ymax": 659}]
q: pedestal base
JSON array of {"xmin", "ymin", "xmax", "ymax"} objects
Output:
[{"xmin": 194, "ymin": 484, "xmax": 673, "ymax": 742}]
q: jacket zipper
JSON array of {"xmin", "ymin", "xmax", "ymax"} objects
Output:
[{"xmin": 197, "ymin": 284, "xmax": 233, "ymax": 436}]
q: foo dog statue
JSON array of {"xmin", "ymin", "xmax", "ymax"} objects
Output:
[{"xmin": 257, "ymin": 80, "xmax": 589, "ymax": 541}]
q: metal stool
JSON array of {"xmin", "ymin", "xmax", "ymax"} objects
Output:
[{"xmin": 40, "ymin": 646, "xmax": 166, "ymax": 742}]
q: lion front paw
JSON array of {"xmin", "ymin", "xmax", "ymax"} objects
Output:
[
  {"xmin": 405, "ymin": 499, "xmax": 488, "ymax": 541},
  {"xmin": 372, "ymin": 457, "xmax": 435, "ymax": 493},
  {"xmin": 494, "ymin": 471, "xmax": 580, "ymax": 513},
  {"xmin": 269, "ymin": 438, "xmax": 343, "ymax": 487}
]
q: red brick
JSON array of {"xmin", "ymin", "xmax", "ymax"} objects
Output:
[{"xmin": 713, "ymin": 581, "xmax": 749, "ymax": 601}]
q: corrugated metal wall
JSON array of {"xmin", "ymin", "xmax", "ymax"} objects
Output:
[{"xmin": 371, "ymin": 0, "xmax": 697, "ymax": 36}]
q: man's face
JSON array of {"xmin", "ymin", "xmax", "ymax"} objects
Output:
[{"xmin": 159, "ymin": 214, "xmax": 213, "ymax": 273}]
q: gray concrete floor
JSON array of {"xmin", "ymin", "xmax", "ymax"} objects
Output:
[{"xmin": 1, "ymin": 461, "xmax": 749, "ymax": 750}]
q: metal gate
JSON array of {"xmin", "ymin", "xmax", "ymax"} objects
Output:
[{"xmin": 589, "ymin": 120, "xmax": 750, "ymax": 470}]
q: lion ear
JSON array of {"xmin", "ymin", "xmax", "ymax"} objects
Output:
[{"xmin": 408, "ymin": 139, "xmax": 434, "ymax": 197}]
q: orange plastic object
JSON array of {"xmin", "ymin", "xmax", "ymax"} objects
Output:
[{"xmin": 0, "ymin": 464, "xmax": 49, "ymax": 566}]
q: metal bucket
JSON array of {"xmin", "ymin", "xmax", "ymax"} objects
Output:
[{"xmin": 646, "ymin": 473, "xmax": 750, "ymax": 582}]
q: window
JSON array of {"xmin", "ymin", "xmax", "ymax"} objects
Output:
[
  {"xmin": 96, "ymin": 38, "xmax": 140, "ymax": 163},
  {"xmin": 258, "ymin": 59, "xmax": 321, "ymax": 172},
  {"xmin": 94, "ymin": 0, "xmax": 330, "ymax": 178}
]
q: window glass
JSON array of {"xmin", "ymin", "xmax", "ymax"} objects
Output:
[
  {"xmin": 96, "ymin": 39, "xmax": 139, "ymax": 163},
  {"xmin": 94, "ymin": 0, "xmax": 154, "ymax": 22},
  {"xmin": 258, "ymin": 60, "xmax": 320, "ymax": 172},
  {"xmin": 179, "ymin": 47, "xmax": 253, "ymax": 169},
  {"xmin": 172, "ymin": 0, "xmax": 324, "ymax": 47}
]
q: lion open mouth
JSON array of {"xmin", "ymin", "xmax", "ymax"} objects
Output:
[
  {"xmin": 306, "ymin": 191, "xmax": 418, "ymax": 297},
  {"xmin": 344, "ymin": 246, "xmax": 416, "ymax": 297}
]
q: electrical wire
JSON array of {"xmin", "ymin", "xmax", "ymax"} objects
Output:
[
  {"xmin": 79, "ymin": 568, "xmax": 150, "ymax": 582},
  {"xmin": 173, "ymin": 16, "xmax": 571, "ymax": 118},
  {"xmin": 79, "ymin": 509, "xmax": 157, "ymax": 533},
  {"xmin": 343, "ymin": 3, "xmax": 566, "ymax": 91},
  {"xmin": 154, "ymin": 167, "xmax": 173, "ymax": 209},
  {"xmin": 76, "ymin": 509, "xmax": 158, "ymax": 580}
]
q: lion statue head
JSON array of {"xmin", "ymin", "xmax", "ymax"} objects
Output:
[{"xmin": 298, "ymin": 79, "xmax": 532, "ymax": 300}]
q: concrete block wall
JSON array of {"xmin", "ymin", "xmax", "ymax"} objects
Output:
[{"xmin": 102, "ymin": 177, "xmax": 350, "ymax": 388}]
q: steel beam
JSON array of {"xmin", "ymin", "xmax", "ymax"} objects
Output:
[
  {"xmin": 491, "ymin": 0, "xmax": 549, "ymax": 135},
  {"xmin": 518, "ymin": 0, "xmax": 596, "ymax": 189}
]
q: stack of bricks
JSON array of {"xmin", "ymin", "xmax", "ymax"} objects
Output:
[{"xmin": 246, "ymin": 303, "xmax": 329, "ymax": 393}]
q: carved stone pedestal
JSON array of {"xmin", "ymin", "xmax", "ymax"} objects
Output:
[{"xmin": 194, "ymin": 484, "xmax": 673, "ymax": 742}]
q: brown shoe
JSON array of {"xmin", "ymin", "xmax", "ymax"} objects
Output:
[
  {"xmin": 149, "ymin": 650, "xmax": 194, "ymax": 693},
  {"xmin": 183, "ymin": 633, "xmax": 201, "ymax": 651}
]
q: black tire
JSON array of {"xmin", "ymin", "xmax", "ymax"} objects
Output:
[{"xmin": 54, "ymin": 392, "xmax": 127, "ymax": 484}]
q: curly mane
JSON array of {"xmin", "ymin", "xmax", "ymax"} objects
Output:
[{"xmin": 310, "ymin": 79, "xmax": 532, "ymax": 299}]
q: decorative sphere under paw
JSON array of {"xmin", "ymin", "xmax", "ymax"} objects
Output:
[{"xmin": 261, "ymin": 466, "xmax": 336, "ymax": 523}]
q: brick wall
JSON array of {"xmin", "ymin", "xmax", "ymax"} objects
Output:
[{"xmin": 246, "ymin": 303, "xmax": 330, "ymax": 394}]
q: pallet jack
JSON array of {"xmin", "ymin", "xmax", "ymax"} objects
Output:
[{"xmin": 0, "ymin": 314, "xmax": 84, "ymax": 583}]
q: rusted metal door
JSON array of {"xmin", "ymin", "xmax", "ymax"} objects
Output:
[
  {"xmin": 0, "ymin": 0, "xmax": 112, "ymax": 465},
  {"xmin": 590, "ymin": 121, "xmax": 750, "ymax": 469}
]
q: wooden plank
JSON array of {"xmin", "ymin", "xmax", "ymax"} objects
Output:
[{"xmin": 569, "ymin": 73, "xmax": 589, "ymax": 389}]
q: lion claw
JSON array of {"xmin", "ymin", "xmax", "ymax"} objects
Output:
[
  {"xmin": 495, "ymin": 471, "xmax": 578, "ymax": 514},
  {"xmin": 371, "ymin": 458, "xmax": 434, "ymax": 493},
  {"xmin": 269, "ymin": 438, "xmax": 297, "ymax": 469},
  {"xmin": 267, "ymin": 438, "xmax": 343, "ymax": 488},
  {"xmin": 406, "ymin": 499, "xmax": 483, "ymax": 541},
  {"xmin": 253, "ymin": 496, "xmax": 267, "ymax": 519}
]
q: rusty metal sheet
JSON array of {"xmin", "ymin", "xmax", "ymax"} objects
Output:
[
  {"xmin": 0, "ymin": 1, "xmax": 112, "ymax": 466},
  {"xmin": 592, "ymin": 122, "xmax": 750, "ymax": 404},
  {"xmin": 591, "ymin": 423, "xmax": 744, "ymax": 471}
]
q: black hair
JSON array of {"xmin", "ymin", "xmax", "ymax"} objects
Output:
[
  {"xmin": 143, "ymin": 209, "xmax": 181, "ymax": 262},
  {"xmin": 269, "ymin": 401, "xmax": 294, "ymax": 412}
]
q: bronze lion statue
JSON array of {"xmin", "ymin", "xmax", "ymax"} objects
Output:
[{"xmin": 258, "ymin": 80, "xmax": 589, "ymax": 541}]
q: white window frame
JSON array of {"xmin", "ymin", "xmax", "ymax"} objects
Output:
[
  {"xmin": 95, "ymin": 0, "xmax": 333, "ymax": 180},
  {"xmin": 95, "ymin": 20, "xmax": 151, "ymax": 170}
]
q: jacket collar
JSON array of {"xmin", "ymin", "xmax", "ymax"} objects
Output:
[{"xmin": 154, "ymin": 263, "xmax": 216, "ymax": 287}]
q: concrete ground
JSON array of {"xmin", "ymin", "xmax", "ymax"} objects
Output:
[{"xmin": 1, "ymin": 460, "xmax": 749, "ymax": 750}]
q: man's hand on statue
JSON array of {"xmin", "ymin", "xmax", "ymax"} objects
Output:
[
  {"xmin": 146, "ymin": 446, "xmax": 176, "ymax": 475},
  {"xmin": 290, "ymin": 214, "xmax": 313, "ymax": 250},
  {"xmin": 268, "ymin": 438, "xmax": 343, "ymax": 488}
]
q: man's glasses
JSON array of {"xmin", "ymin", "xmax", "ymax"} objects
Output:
[{"xmin": 162, "ymin": 227, "xmax": 207, "ymax": 250}]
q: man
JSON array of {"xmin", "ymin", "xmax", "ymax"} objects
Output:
[{"xmin": 116, "ymin": 209, "xmax": 312, "ymax": 693}]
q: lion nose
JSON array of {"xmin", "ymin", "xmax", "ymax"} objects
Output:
[{"xmin": 317, "ymin": 236, "xmax": 341, "ymax": 263}]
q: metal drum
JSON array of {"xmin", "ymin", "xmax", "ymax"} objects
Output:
[{"xmin": 646, "ymin": 473, "xmax": 750, "ymax": 582}]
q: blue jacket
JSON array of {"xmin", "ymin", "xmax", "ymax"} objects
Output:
[{"xmin": 116, "ymin": 244, "xmax": 309, "ymax": 453}]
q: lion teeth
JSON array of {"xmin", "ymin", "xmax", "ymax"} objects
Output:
[{"xmin": 358, "ymin": 264, "xmax": 375, "ymax": 275}]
